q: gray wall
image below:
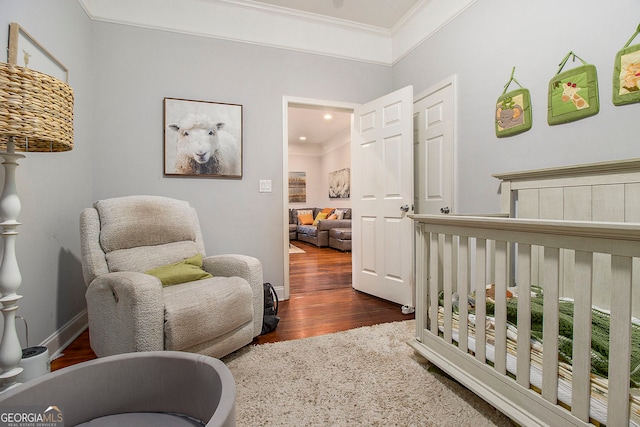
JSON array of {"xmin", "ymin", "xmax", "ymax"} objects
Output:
[
  {"xmin": 2, "ymin": 1, "xmax": 392, "ymax": 348},
  {"xmin": 3, "ymin": 0, "xmax": 640, "ymax": 349},
  {"xmin": 394, "ymin": 0, "xmax": 640, "ymax": 213},
  {"xmin": 89, "ymin": 21, "xmax": 392, "ymax": 287},
  {"xmin": 289, "ymin": 141, "xmax": 352, "ymax": 210},
  {"xmin": 289, "ymin": 154, "xmax": 323, "ymax": 208},
  {"xmin": 1, "ymin": 0, "xmax": 95, "ymax": 347}
]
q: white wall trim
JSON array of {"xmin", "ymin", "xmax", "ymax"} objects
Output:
[
  {"xmin": 391, "ymin": 0, "xmax": 477, "ymax": 64},
  {"xmin": 43, "ymin": 309, "xmax": 89, "ymax": 361},
  {"xmin": 282, "ymin": 97, "xmax": 291, "ymax": 300},
  {"xmin": 79, "ymin": 0, "xmax": 392, "ymax": 64},
  {"xmin": 78, "ymin": 0, "xmax": 476, "ymax": 65}
]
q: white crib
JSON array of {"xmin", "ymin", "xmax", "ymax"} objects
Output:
[{"xmin": 409, "ymin": 158, "xmax": 640, "ymax": 426}]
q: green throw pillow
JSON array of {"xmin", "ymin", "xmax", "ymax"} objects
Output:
[{"xmin": 144, "ymin": 253, "xmax": 212, "ymax": 287}]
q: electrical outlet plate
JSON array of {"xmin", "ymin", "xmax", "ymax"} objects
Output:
[{"xmin": 259, "ymin": 180, "xmax": 272, "ymax": 193}]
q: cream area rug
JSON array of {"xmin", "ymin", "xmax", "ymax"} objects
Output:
[
  {"xmin": 289, "ymin": 243, "xmax": 305, "ymax": 254},
  {"xmin": 222, "ymin": 320, "xmax": 515, "ymax": 426}
]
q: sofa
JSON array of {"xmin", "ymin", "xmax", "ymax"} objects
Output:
[{"xmin": 289, "ymin": 207, "xmax": 351, "ymax": 248}]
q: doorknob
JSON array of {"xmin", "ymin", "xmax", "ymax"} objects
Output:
[
  {"xmin": 400, "ymin": 204, "xmax": 410, "ymax": 212},
  {"xmin": 440, "ymin": 207, "xmax": 450, "ymax": 214}
]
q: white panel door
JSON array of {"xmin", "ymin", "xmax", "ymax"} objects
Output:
[
  {"xmin": 352, "ymin": 86, "xmax": 414, "ymax": 306},
  {"xmin": 414, "ymin": 78, "xmax": 455, "ymax": 214}
]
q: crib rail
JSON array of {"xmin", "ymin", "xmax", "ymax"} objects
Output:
[{"xmin": 410, "ymin": 214, "xmax": 640, "ymax": 427}]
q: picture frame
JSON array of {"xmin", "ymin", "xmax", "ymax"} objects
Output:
[
  {"xmin": 164, "ymin": 97, "xmax": 243, "ymax": 178},
  {"xmin": 288, "ymin": 172, "xmax": 306, "ymax": 203},
  {"xmin": 547, "ymin": 64, "xmax": 599, "ymax": 125},
  {"xmin": 328, "ymin": 168, "xmax": 350, "ymax": 199},
  {"xmin": 495, "ymin": 88, "xmax": 532, "ymax": 137},
  {"xmin": 7, "ymin": 22, "xmax": 68, "ymax": 82},
  {"xmin": 613, "ymin": 43, "xmax": 640, "ymax": 106}
]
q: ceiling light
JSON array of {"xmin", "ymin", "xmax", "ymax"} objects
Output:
[
  {"xmin": 299, "ymin": 136, "xmax": 307, "ymax": 141},
  {"xmin": 323, "ymin": 114, "xmax": 333, "ymax": 120}
]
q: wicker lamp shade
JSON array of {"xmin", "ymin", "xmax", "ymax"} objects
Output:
[{"xmin": 0, "ymin": 62, "xmax": 74, "ymax": 152}]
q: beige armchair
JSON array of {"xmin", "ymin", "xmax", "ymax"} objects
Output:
[{"xmin": 80, "ymin": 195, "xmax": 263, "ymax": 358}]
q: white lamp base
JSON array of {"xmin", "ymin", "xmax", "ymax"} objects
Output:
[{"xmin": 0, "ymin": 144, "xmax": 25, "ymax": 392}]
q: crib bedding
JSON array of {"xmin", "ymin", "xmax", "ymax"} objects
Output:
[
  {"xmin": 443, "ymin": 286, "xmax": 640, "ymax": 386},
  {"xmin": 437, "ymin": 287, "xmax": 640, "ymax": 426}
]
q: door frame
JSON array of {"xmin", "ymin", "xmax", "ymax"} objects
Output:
[{"xmin": 282, "ymin": 96, "xmax": 357, "ymax": 300}]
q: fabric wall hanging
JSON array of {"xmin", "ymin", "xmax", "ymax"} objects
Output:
[
  {"xmin": 613, "ymin": 23, "xmax": 640, "ymax": 106},
  {"xmin": 547, "ymin": 51, "xmax": 599, "ymax": 125},
  {"xmin": 495, "ymin": 67, "xmax": 532, "ymax": 137}
]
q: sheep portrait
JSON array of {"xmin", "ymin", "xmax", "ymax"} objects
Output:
[{"xmin": 168, "ymin": 113, "xmax": 241, "ymax": 176}]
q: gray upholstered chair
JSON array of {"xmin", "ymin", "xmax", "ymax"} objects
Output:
[{"xmin": 80, "ymin": 195, "xmax": 263, "ymax": 358}]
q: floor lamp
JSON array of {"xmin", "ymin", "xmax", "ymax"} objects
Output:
[{"xmin": 0, "ymin": 62, "xmax": 74, "ymax": 391}]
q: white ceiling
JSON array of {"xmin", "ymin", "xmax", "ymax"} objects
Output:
[
  {"xmin": 288, "ymin": 105, "xmax": 352, "ymax": 151},
  {"xmin": 248, "ymin": 0, "xmax": 422, "ymax": 30}
]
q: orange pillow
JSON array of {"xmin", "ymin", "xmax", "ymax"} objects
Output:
[
  {"xmin": 322, "ymin": 208, "xmax": 334, "ymax": 215},
  {"xmin": 298, "ymin": 212, "xmax": 314, "ymax": 225}
]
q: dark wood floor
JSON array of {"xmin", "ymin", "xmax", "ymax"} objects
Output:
[{"xmin": 51, "ymin": 241, "xmax": 413, "ymax": 371}]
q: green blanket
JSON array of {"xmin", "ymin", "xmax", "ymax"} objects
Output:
[{"xmin": 445, "ymin": 288, "xmax": 640, "ymax": 387}]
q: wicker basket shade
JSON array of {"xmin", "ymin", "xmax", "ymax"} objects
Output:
[{"xmin": 0, "ymin": 62, "xmax": 74, "ymax": 152}]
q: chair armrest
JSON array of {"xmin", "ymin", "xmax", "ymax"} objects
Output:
[
  {"xmin": 317, "ymin": 219, "xmax": 351, "ymax": 231},
  {"xmin": 203, "ymin": 254, "xmax": 264, "ymax": 337},
  {"xmin": 85, "ymin": 272, "xmax": 164, "ymax": 356},
  {"xmin": 80, "ymin": 208, "xmax": 109, "ymax": 285}
]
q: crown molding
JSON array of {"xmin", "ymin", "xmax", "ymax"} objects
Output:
[
  {"xmin": 216, "ymin": 0, "xmax": 392, "ymax": 35},
  {"xmin": 78, "ymin": 0, "xmax": 477, "ymax": 65},
  {"xmin": 392, "ymin": 0, "xmax": 477, "ymax": 64}
]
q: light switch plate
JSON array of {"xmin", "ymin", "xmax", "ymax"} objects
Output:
[{"xmin": 259, "ymin": 179, "xmax": 272, "ymax": 193}]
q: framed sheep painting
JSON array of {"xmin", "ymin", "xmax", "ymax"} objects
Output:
[{"xmin": 163, "ymin": 97, "xmax": 243, "ymax": 178}]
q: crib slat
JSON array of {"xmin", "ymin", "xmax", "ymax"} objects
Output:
[
  {"xmin": 475, "ymin": 238, "xmax": 487, "ymax": 364},
  {"xmin": 607, "ymin": 255, "xmax": 632, "ymax": 426},
  {"xmin": 494, "ymin": 240, "xmax": 508, "ymax": 375},
  {"xmin": 488, "ymin": 240, "xmax": 496, "ymax": 284},
  {"xmin": 458, "ymin": 237, "xmax": 469, "ymax": 354},
  {"xmin": 542, "ymin": 247, "xmax": 560, "ymax": 403},
  {"xmin": 516, "ymin": 243, "xmax": 532, "ymax": 388},
  {"xmin": 443, "ymin": 234, "xmax": 453, "ymax": 344},
  {"xmin": 571, "ymin": 250, "xmax": 593, "ymax": 422},
  {"xmin": 452, "ymin": 235, "xmax": 459, "ymax": 297},
  {"xmin": 415, "ymin": 224, "xmax": 428, "ymax": 339},
  {"xmin": 429, "ymin": 232, "xmax": 440, "ymax": 335}
]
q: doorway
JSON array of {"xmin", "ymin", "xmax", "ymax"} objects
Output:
[
  {"xmin": 282, "ymin": 97, "xmax": 356, "ymax": 300},
  {"xmin": 282, "ymin": 78, "xmax": 456, "ymax": 303}
]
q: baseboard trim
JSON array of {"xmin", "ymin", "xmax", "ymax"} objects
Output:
[
  {"xmin": 43, "ymin": 309, "xmax": 88, "ymax": 361},
  {"xmin": 274, "ymin": 284, "xmax": 285, "ymax": 301}
]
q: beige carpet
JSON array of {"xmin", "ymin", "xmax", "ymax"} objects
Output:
[{"xmin": 222, "ymin": 320, "xmax": 515, "ymax": 426}]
